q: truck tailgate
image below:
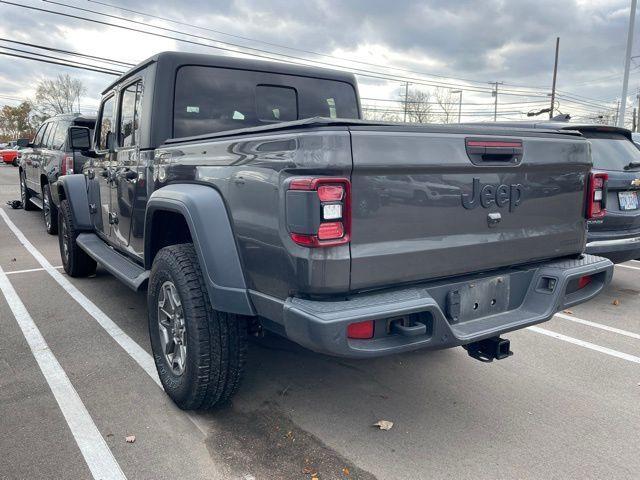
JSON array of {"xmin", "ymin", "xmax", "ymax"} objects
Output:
[{"xmin": 349, "ymin": 126, "xmax": 590, "ymax": 291}]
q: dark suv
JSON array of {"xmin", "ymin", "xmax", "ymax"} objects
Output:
[{"xmin": 19, "ymin": 113, "xmax": 95, "ymax": 234}]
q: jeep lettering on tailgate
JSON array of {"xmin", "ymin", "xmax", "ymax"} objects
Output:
[{"xmin": 461, "ymin": 178, "xmax": 523, "ymax": 211}]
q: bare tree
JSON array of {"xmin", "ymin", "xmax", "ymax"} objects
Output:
[
  {"xmin": 34, "ymin": 74, "xmax": 86, "ymax": 117},
  {"xmin": 434, "ymin": 88, "xmax": 458, "ymax": 123},
  {"xmin": 362, "ymin": 108, "xmax": 401, "ymax": 122},
  {"xmin": 402, "ymin": 88, "xmax": 434, "ymax": 123}
]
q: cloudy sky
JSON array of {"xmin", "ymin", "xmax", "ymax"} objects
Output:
[{"xmin": 0, "ymin": 0, "xmax": 638, "ymax": 123}]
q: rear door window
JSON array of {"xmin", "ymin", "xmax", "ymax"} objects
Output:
[
  {"xmin": 173, "ymin": 66, "xmax": 358, "ymax": 138},
  {"xmin": 38, "ymin": 123, "xmax": 51, "ymax": 148},
  {"xmin": 118, "ymin": 81, "xmax": 143, "ymax": 147},
  {"xmin": 32, "ymin": 124, "xmax": 47, "ymax": 147},
  {"xmin": 52, "ymin": 121, "xmax": 69, "ymax": 150},
  {"xmin": 582, "ymin": 131, "xmax": 640, "ymax": 171}
]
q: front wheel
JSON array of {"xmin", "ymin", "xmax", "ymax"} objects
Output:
[
  {"xmin": 58, "ymin": 199, "xmax": 96, "ymax": 277},
  {"xmin": 148, "ymin": 243, "xmax": 248, "ymax": 410},
  {"xmin": 43, "ymin": 183, "xmax": 58, "ymax": 235}
]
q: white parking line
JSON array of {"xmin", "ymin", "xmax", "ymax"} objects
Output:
[
  {"xmin": 0, "ymin": 265, "xmax": 126, "ymax": 480},
  {"xmin": 617, "ymin": 264, "xmax": 640, "ymax": 271},
  {"xmin": 5, "ymin": 266, "xmax": 63, "ymax": 275},
  {"xmin": 0, "ymin": 209, "xmax": 208, "ymax": 435},
  {"xmin": 555, "ymin": 312, "xmax": 640, "ymax": 340},
  {"xmin": 528, "ymin": 326, "xmax": 640, "ymax": 364},
  {"xmin": 0, "ymin": 209, "xmax": 160, "ymax": 387}
]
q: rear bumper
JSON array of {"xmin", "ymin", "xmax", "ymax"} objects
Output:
[
  {"xmin": 586, "ymin": 235, "xmax": 640, "ymax": 263},
  {"xmin": 273, "ymin": 255, "xmax": 613, "ymax": 358}
]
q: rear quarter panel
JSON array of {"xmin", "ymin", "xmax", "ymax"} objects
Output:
[{"xmin": 156, "ymin": 128, "xmax": 353, "ymax": 300}]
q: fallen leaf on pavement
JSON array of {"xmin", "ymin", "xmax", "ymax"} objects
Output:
[
  {"xmin": 612, "ymin": 299, "xmax": 620, "ymax": 306},
  {"xmin": 562, "ymin": 309, "xmax": 573, "ymax": 315},
  {"xmin": 342, "ymin": 467, "xmax": 350, "ymax": 476},
  {"xmin": 373, "ymin": 420, "xmax": 393, "ymax": 430},
  {"xmin": 125, "ymin": 435, "xmax": 136, "ymax": 443}
]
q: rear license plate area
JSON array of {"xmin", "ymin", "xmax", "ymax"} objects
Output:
[
  {"xmin": 618, "ymin": 191, "xmax": 639, "ymax": 211},
  {"xmin": 446, "ymin": 276, "xmax": 510, "ymax": 323}
]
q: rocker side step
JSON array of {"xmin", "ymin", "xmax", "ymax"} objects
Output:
[
  {"xmin": 29, "ymin": 197, "xmax": 43, "ymax": 210},
  {"xmin": 76, "ymin": 233, "xmax": 149, "ymax": 290}
]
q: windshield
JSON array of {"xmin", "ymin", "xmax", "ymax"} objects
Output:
[{"xmin": 582, "ymin": 131, "xmax": 640, "ymax": 171}]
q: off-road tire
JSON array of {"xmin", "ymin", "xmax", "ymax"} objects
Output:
[
  {"xmin": 20, "ymin": 171, "xmax": 36, "ymax": 211},
  {"xmin": 148, "ymin": 244, "xmax": 248, "ymax": 410},
  {"xmin": 58, "ymin": 199, "xmax": 96, "ymax": 277},
  {"xmin": 43, "ymin": 183, "xmax": 58, "ymax": 235},
  {"xmin": 12, "ymin": 158, "xmax": 18, "ymax": 167}
]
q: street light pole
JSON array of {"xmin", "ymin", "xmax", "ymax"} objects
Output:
[
  {"xmin": 619, "ymin": 0, "xmax": 637, "ymax": 127},
  {"xmin": 451, "ymin": 90, "xmax": 462, "ymax": 123}
]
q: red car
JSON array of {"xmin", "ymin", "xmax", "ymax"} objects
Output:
[{"xmin": 1, "ymin": 147, "xmax": 20, "ymax": 166}]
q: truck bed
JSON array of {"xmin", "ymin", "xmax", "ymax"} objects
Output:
[{"xmin": 160, "ymin": 118, "xmax": 590, "ymax": 297}]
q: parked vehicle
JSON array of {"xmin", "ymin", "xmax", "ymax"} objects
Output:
[
  {"xmin": 1, "ymin": 146, "xmax": 20, "ymax": 166},
  {"xmin": 19, "ymin": 113, "xmax": 96, "ymax": 234},
  {"xmin": 479, "ymin": 122, "xmax": 640, "ymax": 263},
  {"xmin": 57, "ymin": 52, "xmax": 613, "ymax": 410},
  {"xmin": 1, "ymin": 138, "xmax": 29, "ymax": 166}
]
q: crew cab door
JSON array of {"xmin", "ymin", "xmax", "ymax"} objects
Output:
[
  {"xmin": 112, "ymin": 80, "xmax": 143, "ymax": 250},
  {"xmin": 89, "ymin": 93, "xmax": 117, "ymax": 239},
  {"xmin": 26, "ymin": 123, "xmax": 50, "ymax": 191}
]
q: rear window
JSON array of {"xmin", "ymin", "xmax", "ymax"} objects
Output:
[
  {"xmin": 173, "ymin": 65, "xmax": 359, "ymax": 138},
  {"xmin": 582, "ymin": 131, "xmax": 640, "ymax": 171}
]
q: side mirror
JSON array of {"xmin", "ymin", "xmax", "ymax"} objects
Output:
[
  {"xmin": 68, "ymin": 126, "xmax": 92, "ymax": 151},
  {"xmin": 16, "ymin": 138, "xmax": 30, "ymax": 148}
]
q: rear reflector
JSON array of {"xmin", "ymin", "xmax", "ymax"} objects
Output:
[
  {"xmin": 347, "ymin": 320, "xmax": 374, "ymax": 339},
  {"xmin": 61, "ymin": 155, "xmax": 74, "ymax": 175},
  {"xmin": 577, "ymin": 275, "xmax": 592, "ymax": 289}
]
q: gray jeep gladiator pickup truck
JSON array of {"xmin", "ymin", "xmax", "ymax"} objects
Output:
[{"xmin": 58, "ymin": 52, "xmax": 613, "ymax": 410}]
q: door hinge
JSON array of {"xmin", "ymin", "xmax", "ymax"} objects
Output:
[
  {"xmin": 108, "ymin": 212, "xmax": 118, "ymax": 225},
  {"xmin": 89, "ymin": 203, "xmax": 97, "ymax": 214}
]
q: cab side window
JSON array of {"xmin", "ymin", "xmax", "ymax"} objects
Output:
[
  {"xmin": 97, "ymin": 95, "xmax": 115, "ymax": 150},
  {"xmin": 37, "ymin": 123, "xmax": 51, "ymax": 148},
  {"xmin": 119, "ymin": 81, "xmax": 143, "ymax": 147}
]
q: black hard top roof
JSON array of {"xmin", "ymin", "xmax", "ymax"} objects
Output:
[{"xmin": 102, "ymin": 51, "xmax": 358, "ymax": 95}]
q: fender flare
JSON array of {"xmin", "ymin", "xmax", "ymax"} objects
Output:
[
  {"xmin": 145, "ymin": 184, "xmax": 255, "ymax": 316},
  {"xmin": 57, "ymin": 174, "xmax": 92, "ymax": 230}
]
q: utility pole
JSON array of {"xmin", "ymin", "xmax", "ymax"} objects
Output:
[
  {"xmin": 615, "ymin": 100, "xmax": 621, "ymax": 125},
  {"xmin": 403, "ymin": 82, "xmax": 409, "ymax": 122},
  {"xmin": 489, "ymin": 82, "xmax": 503, "ymax": 121},
  {"xmin": 619, "ymin": 0, "xmax": 637, "ymax": 127},
  {"xmin": 451, "ymin": 89, "xmax": 462, "ymax": 123},
  {"xmin": 550, "ymin": 37, "xmax": 560, "ymax": 119},
  {"xmin": 633, "ymin": 107, "xmax": 637, "ymax": 131},
  {"xmin": 636, "ymin": 90, "xmax": 640, "ymax": 132}
]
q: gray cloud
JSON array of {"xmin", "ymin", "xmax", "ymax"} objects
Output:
[{"xmin": 0, "ymin": 0, "xmax": 636, "ymax": 118}]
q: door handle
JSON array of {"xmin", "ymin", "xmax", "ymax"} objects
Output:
[{"xmin": 87, "ymin": 169, "xmax": 95, "ymax": 179}]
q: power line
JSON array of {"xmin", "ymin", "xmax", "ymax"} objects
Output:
[
  {"xmin": 4, "ymin": 1, "xmax": 552, "ymax": 97},
  {"xmin": 0, "ymin": 45, "xmax": 124, "ymax": 74},
  {"xmin": 0, "ymin": 51, "xmax": 122, "ymax": 75},
  {"xmin": 0, "ymin": 37, "xmax": 135, "ymax": 67}
]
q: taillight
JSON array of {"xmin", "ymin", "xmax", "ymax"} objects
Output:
[
  {"xmin": 587, "ymin": 172, "xmax": 607, "ymax": 219},
  {"xmin": 287, "ymin": 177, "xmax": 350, "ymax": 247},
  {"xmin": 61, "ymin": 155, "xmax": 74, "ymax": 175}
]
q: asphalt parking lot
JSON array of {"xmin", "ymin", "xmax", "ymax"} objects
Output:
[{"xmin": 0, "ymin": 163, "xmax": 639, "ymax": 480}]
